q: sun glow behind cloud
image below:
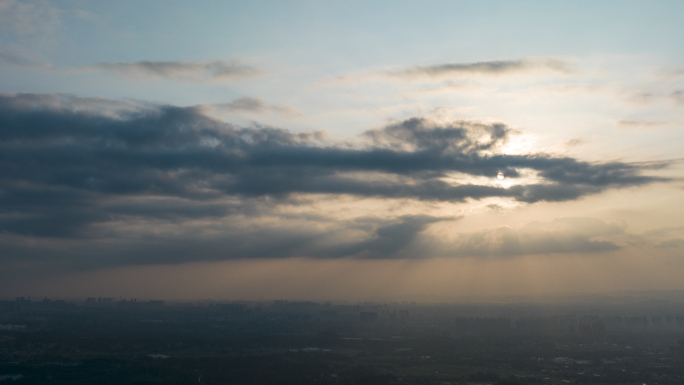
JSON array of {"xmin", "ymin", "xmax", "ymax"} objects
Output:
[{"xmin": 439, "ymin": 168, "xmax": 547, "ymax": 190}]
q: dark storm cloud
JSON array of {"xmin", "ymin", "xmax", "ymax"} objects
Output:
[
  {"xmin": 0, "ymin": 94, "xmax": 670, "ymax": 256},
  {"xmin": 388, "ymin": 58, "xmax": 570, "ymax": 78},
  {"xmin": 0, "ymin": 187, "xmax": 103, "ymax": 238}
]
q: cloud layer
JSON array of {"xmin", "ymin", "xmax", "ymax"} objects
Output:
[
  {"xmin": 205, "ymin": 97, "xmax": 300, "ymax": 117},
  {"xmin": 451, "ymin": 218, "xmax": 626, "ymax": 257},
  {"xmin": 0, "ymin": 51, "xmax": 262, "ymax": 83},
  {"xmin": 90, "ymin": 60, "xmax": 261, "ymax": 82},
  {"xmin": 0, "ymin": 0, "xmax": 60, "ymax": 40},
  {"xmin": 0, "ymin": 93, "xmax": 672, "ymax": 268},
  {"xmin": 388, "ymin": 58, "xmax": 571, "ymax": 79}
]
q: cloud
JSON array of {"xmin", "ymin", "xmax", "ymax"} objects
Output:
[
  {"xmin": 625, "ymin": 91, "xmax": 658, "ymax": 105},
  {"xmin": 623, "ymin": 90, "xmax": 684, "ymax": 106},
  {"xmin": 327, "ymin": 215, "xmax": 450, "ymax": 259},
  {"xmin": 0, "ymin": 212, "xmax": 452, "ymax": 268},
  {"xmin": 0, "ymin": 93, "xmax": 668, "ymax": 206},
  {"xmin": 387, "ymin": 58, "xmax": 571, "ymax": 79},
  {"xmin": 0, "ymin": 94, "xmax": 668, "ymax": 202},
  {"xmin": 0, "ymin": 51, "xmax": 263, "ymax": 83},
  {"xmin": 363, "ymin": 117, "xmax": 509, "ymax": 153},
  {"xmin": 538, "ymin": 84, "xmax": 602, "ymax": 94},
  {"xmin": 0, "ymin": 93, "xmax": 672, "ymax": 268},
  {"xmin": 451, "ymin": 218, "xmax": 625, "ymax": 257},
  {"xmin": 205, "ymin": 97, "xmax": 301, "ymax": 118},
  {"xmin": 617, "ymin": 120, "xmax": 665, "ymax": 128},
  {"xmin": 0, "ymin": 45, "xmax": 49, "ymax": 68},
  {"xmin": 565, "ymin": 138, "xmax": 585, "ymax": 148},
  {"xmin": 0, "ymin": 0, "xmax": 60, "ymax": 40},
  {"xmin": 671, "ymin": 90, "xmax": 684, "ymax": 105},
  {"xmin": 643, "ymin": 226, "xmax": 684, "ymax": 237},
  {"xmin": 89, "ymin": 60, "xmax": 262, "ymax": 82},
  {"xmin": 656, "ymin": 238, "xmax": 684, "ymax": 249},
  {"xmin": 415, "ymin": 81, "xmax": 485, "ymax": 94},
  {"xmin": 317, "ymin": 58, "xmax": 571, "ymax": 86}
]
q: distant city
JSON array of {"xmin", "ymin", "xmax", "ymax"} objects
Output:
[{"xmin": 1, "ymin": 295, "xmax": 683, "ymax": 384}]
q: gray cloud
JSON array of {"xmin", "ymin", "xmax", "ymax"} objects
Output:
[
  {"xmin": 656, "ymin": 238, "xmax": 684, "ymax": 249},
  {"xmin": 617, "ymin": 120, "xmax": 665, "ymax": 128},
  {"xmin": 450, "ymin": 218, "xmax": 625, "ymax": 257},
  {"xmin": 327, "ymin": 215, "xmax": 449, "ymax": 259},
  {"xmin": 565, "ymin": 138, "xmax": 585, "ymax": 148},
  {"xmin": 624, "ymin": 90, "xmax": 684, "ymax": 106},
  {"xmin": 388, "ymin": 58, "xmax": 570, "ymax": 79},
  {"xmin": 0, "ymin": 94, "xmax": 668, "ymax": 215},
  {"xmin": 90, "ymin": 60, "xmax": 261, "ymax": 82},
  {"xmin": 322, "ymin": 58, "xmax": 572, "ymax": 86},
  {"xmin": 0, "ymin": 0, "xmax": 60, "ymax": 40},
  {"xmin": 0, "ymin": 46, "xmax": 46, "ymax": 68},
  {"xmin": 643, "ymin": 226, "xmax": 684, "ymax": 237},
  {"xmin": 206, "ymin": 97, "xmax": 301, "ymax": 118},
  {"xmin": 626, "ymin": 91, "xmax": 658, "ymax": 105},
  {"xmin": 0, "ymin": 50, "xmax": 262, "ymax": 83},
  {"xmin": 212, "ymin": 97, "xmax": 271, "ymax": 112},
  {"xmin": 0, "ymin": 213, "xmax": 451, "ymax": 269},
  {"xmin": 0, "ymin": 93, "xmax": 672, "ymax": 268},
  {"xmin": 671, "ymin": 90, "xmax": 684, "ymax": 105}
]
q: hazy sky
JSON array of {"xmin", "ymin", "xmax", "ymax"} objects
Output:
[{"xmin": 1, "ymin": 0, "xmax": 683, "ymax": 301}]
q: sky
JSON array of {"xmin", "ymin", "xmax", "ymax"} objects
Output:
[{"xmin": 1, "ymin": 0, "xmax": 683, "ymax": 301}]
